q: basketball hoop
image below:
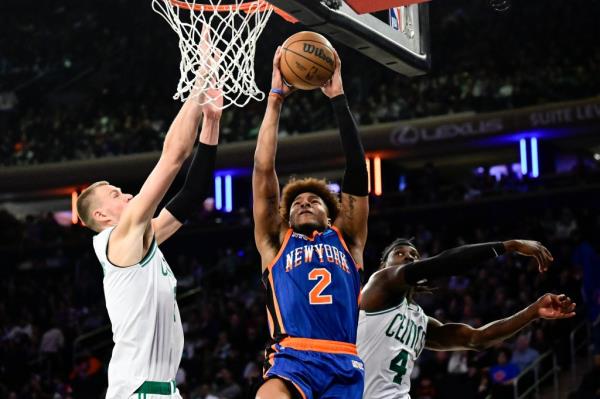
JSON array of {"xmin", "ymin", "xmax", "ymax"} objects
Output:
[{"xmin": 152, "ymin": 0, "xmax": 297, "ymax": 109}]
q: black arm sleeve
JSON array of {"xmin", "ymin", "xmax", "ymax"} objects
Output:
[
  {"xmin": 403, "ymin": 242, "xmax": 506, "ymax": 285},
  {"xmin": 165, "ymin": 143, "xmax": 217, "ymax": 223},
  {"xmin": 331, "ymin": 94, "xmax": 368, "ymax": 196}
]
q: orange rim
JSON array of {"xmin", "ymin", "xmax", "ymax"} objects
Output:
[{"xmin": 169, "ymin": 0, "xmax": 298, "ymax": 23}]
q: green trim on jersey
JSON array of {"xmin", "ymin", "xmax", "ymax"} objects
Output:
[
  {"xmin": 407, "ymin": 302, "xmax": 423, "ymax": 312},
  {"xmin": 134, "ymin": 379, "xmax": 176, "ymax": 395},
  {"xmin": 102, "ymin": 226, "xmax": 158, "ymax": 269},
  {"xmin": 139, "ymin": 240, "xmax": 158, "ymax": 268},
  {"xmin": 364, "ymin": 298, "xmax": 407, "ymax": 316}
]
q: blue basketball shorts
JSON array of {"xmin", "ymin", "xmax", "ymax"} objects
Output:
[{"xmin": 263, "ymin": 341, "xmax": 364, "ymax": 399}]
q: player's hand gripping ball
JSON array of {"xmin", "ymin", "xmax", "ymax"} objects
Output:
[{"xmin": 280, "ymin": 31, "xmax": 337, "ymax": 90}]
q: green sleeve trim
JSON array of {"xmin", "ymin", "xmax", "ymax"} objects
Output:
[
  {"xmin": 139, "ymin": 240, "xmax": 158, "ymax": 268},
  {"xmin": 104, "ymin": 226, "xmax": 158, "ymax": 269}
]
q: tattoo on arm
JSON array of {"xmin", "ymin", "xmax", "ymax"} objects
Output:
[{"xmin": 345, "ymin": 195, "xmax": 356, "ymax": 220}]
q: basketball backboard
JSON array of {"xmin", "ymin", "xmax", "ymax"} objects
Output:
[{"xmin": 268, "ymin": 0, "xmax": 430, "ymax": 76}]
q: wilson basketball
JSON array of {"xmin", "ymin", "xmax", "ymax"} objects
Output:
[{"xmin": 280, "ymin": 31, "xmax": 336, "ymax": 90}]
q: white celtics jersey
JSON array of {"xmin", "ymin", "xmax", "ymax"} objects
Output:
[
  {"xmin": 357, "ymin": 298, "xmax": 428, "ymax": 399},
  {"xmin": 93, "ymin": 227, "xmax": 184, "ymax": 399}
]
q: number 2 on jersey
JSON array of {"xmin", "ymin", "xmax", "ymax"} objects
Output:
[
  {"xmin": 308, "ymin": 268, "xmax": 332, "ymax": 305},
  {"xmin": 390, "ymin": 349, "xmax": 409, "ymax": 383}
]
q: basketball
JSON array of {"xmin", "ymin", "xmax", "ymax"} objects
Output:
[{"xmin": 280, "ymin": 31, "xmax": 336, "ymax": 90}]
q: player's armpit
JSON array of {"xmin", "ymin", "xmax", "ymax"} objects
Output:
[
  {"xmin": 335, "ymin": 193, "xmax": 368, "ymax": 255},
  {"xmin": 359, "ymin": 267, "xmax": 410, "ymax": 312},
  {"xmin": 107, "ymin": 219, "xmax": 153, "ymax": 268},
  {"xmin": 252, "ymin": 175, "xmax": 285, "ymax": 269},
  {"xmin": 152, "ymin": 209, "xmax": 183, "ymax": 245}
]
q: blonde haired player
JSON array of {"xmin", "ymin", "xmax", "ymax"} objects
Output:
[{"xmin": 76, "ymin": 42, "xmax": 222, "ymax": 397}]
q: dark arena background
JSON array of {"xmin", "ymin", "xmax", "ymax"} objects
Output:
[{"xmin": 1, "ymin": 0, "xmax": 600, "ymax": 398}]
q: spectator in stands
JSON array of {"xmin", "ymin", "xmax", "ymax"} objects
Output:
[
  {"xmin": 572, "ymin": 223, "xmax": 600, "ymax": 367},
  {"xmin": 555, "ymin": 208, "xmax": 578, "ymax": 240},
  {"xmin": 39, "ymin": 320, "xmax": 65, "ymax": 374},
  {"xmin": 69, "ymin": 352, "xmax": 104, "ymax": 398},
  {"xmin": 530, "ymin": 327, "xmax": 551, "ymax": 353},
  {"xmin": 511, "ymin": 334, "xmax": 540, "ymax": 372},
  {"xmin": 489, "ymin": 348, "xmax": 519, "ymax": 397},
  {"xmin": 193, "ymin": 383, "xmax": 219, "ymax": 399},
  {"xmin": 0, "ymin": 183, "xmax": 597, "ymax": 396},
  {"xmin": 2, "ymin": 0, "xmax": 599, "ymax": 166},
  {"xmin": 215, "ymin": 367, "xmax": 242, "ymax": 399},
  {"xmin": 414, "ymin": 377, "xmax": 437, "ymax": 399}
]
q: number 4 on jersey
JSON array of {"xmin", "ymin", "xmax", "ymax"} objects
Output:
[{"xmin": 390, "ymin": 349, "xmax": 409, "ymax": 383}]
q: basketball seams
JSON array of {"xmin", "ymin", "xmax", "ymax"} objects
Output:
[
  {"xmin": 283, "ymin": 41, "xmax": 335, "ymax": 74},
  {"xmin": 282, "ymin": 50, "xmax": 316, "ymax": 88}
]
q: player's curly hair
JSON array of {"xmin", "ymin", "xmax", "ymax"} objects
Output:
[{"xmin": 280, "ymin": 177, "xmax": 341, "ymax": 223}]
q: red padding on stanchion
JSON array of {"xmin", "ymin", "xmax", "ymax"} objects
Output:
[{"xmin": 344, "ymin": 0, "xmax": 429, "ymax": 14}]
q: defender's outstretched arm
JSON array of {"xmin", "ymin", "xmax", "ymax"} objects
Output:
[
  {"xmin": 153, "ymin": 88, "xmax": 223, "ymax": 244},
  {"xmin": 426, "ymin": 293, "xmax": 576, "ymax": 351},
  {"xmin": 108, "ymin": 98, "xmax": 204, "ymax": 266},
  {"xmin": 362, "ymin": 240, "xmax": 553, "ymax": 310}
]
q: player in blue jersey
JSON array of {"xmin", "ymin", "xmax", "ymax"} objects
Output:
[{"xmin": 253, "ymin": 47, "xmax": 369, "ymax": 399}]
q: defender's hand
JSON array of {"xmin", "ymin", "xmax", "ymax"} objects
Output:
[
  {"xmin": 271, "ymin": 46, "xmax": 295, "ymax": 98},
  {"xmin": 534, "ymin": 294, "xmax": 576, "ymax": 319},
  {"xmin": 321, "ymin": 49, "xmax": 343, "ymax": 98},
  {"xmin": 202, "ymin": 85, "xmax": 223, "ymax": 120},
  {"xmin": 504, "ymin": 239, "xmax": 553, "ymax": 272},
  {"xmin": 192, "ymin": 23, "xmax": 222, "ymax": 111}
]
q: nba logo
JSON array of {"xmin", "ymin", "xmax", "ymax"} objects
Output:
[
  {"xmin": 389, "ymin": 6, "xmax": 414, "ymax": 39},
  {"xmin": 389, "ymin": 7, "xmax": 401, "ymax": 31}
]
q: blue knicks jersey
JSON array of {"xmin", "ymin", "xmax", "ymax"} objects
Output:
[{"xmin": 262, "ymin": 226, "xmax": 362, "ymax": 344}]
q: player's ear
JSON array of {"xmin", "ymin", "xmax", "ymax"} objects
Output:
[
  {"xmin": 93, "ymin": 208, "xmax": 109, "ymax": 225},
  {"xmin": 327, "ymin": 218, "xmax": 332, "ymax": 227}
]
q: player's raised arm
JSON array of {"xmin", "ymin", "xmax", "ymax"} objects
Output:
[
  {"xmin": 362, "ymin": 240, "xmax": 553, "ymax": 309},
  {"xmin": 152, "ymin": 86, "xmax": 223, "ymax": 245},
  {"xmin": 106, "ymin": 56, "xmax": 222, "ymax": 267},
  {"xmin": 108, "ymin": 96, "xmax": 203, "ymax": 262},
  {"xmin": 253, "ymin": 47, "xmax": 294, "ymax": 269},
  {"xmin": 426, "ymin": 293, "xmax": 576, "ymax": 351},
  {"xmin": 322, "ymin": 51, "xmax": 369, "ymax": 263},
  {"xmin": 109, "ymin": 27, "xmax": 222, "ymax": 264}
]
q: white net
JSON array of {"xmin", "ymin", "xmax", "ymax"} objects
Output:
[{"xmin": 151, "ymin": 0, "xmax": 275, "ymax": 109}]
